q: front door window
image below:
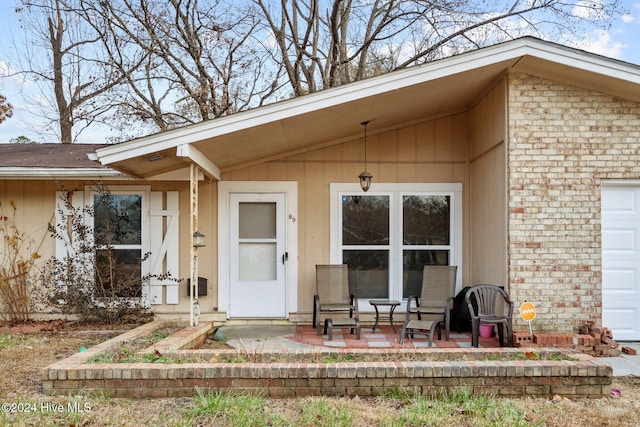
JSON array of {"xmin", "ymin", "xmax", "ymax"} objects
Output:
[{"xmin": 238, "ymin": 202, "xmax": 277, "ymax": 281}]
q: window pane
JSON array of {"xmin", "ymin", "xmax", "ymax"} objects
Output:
[
  {"xmin": 403, "ymin": 195, "xmax": 450, "ymax": 245},
  {"xmin": 95, "ymin": 249, "xmax": 142, "ymax": 298},
  {"xmin": 94, "ymin": 195, "xmax": 142, "ymax": 245},
  {"xmin": 239, "ymin": 242, "xmax": 277, "ymax": 281},
  {"xmin": 342, "ymin": 195, "xmax": 389, "ymax": 245},
  {"xmin": 239, "ymin": 202, "xmax": 276, "ymax": 239},
  {"xmin": 402, "ymin": 250, "xmax": 450, "ymax": 298},
  {"xmin": 343, "ymin": 250, "xmax": 389, "ymax": 299}
]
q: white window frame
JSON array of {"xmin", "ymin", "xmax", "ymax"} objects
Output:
[
  {"xmin": 85, "ymin": 185, "xmax": 151, "ymax": 303},
  {"xmin": 330, "ymin": 183, "xmax": 462, "ymax": 311}
]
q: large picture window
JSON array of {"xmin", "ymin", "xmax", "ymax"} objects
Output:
[{"xmin": 331, "ymin": 183, "xmax": 462, "ymax": 307}]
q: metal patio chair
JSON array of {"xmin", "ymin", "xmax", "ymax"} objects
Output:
[
  {"xmin": 465, "ymin": 284, "xmax": 514, "ymax": 347},
  {"xmin": 313, "ymin": 264, "xmax": 360, "ymax": 337},
  {"xmin": 400, "ymin": 265, "xmax": 457, "ymax": 344}
]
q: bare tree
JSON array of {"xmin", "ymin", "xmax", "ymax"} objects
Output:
[
  {"xmin": 0, "ymin": 94, "xmax": 13, "ymax": 124},
  {"xmin": 12, "ymin": 0, "xmax": 143, "ymax": 143},
  {"xmin": 5, "ymin": 0, "xmax": 624, "ymax": 142},
  {"xmin": 77, "ymin": 0, "xmax": 284, "ymax": 136},
  {"xmin": 256, "ymin": 0, "xmax": 625, "ymax": 96}
]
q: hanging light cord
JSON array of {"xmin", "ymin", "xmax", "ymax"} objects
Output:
[{"xmin": 362, "ymin": 120, "xmax": 369, "ymax": 170}]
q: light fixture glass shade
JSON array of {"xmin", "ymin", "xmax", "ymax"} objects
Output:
[
  {"xmin": 193, "ymin": 230, "xmax": 206, "ymax": 248},
  {"xmin": 359, "ymin": 170, "xmax": 373, "ymax": 192}
]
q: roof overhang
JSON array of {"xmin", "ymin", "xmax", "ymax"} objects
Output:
[
  {"xmin": 0, "ymin": 167, "xmax": 127, "ymax": 180},
  {"xmin": 94, "ymin": 37, "xmax": 640, "ymax": 179}
]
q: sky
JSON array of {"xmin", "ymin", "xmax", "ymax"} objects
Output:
[{"xmin": 0, "ymin": 1, "xmax": 639, "ymax": 145}]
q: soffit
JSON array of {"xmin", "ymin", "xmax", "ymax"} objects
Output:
[
  {"xmin": 187, "ymin": 60, "xmax": 513, "ymax": 173},
  {"xmin": 512, "ymin": 56, "xmax": 640, "ymax": 103}
]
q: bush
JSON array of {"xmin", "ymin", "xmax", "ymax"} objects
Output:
[
  {"xmin": 0, "ymin": 200, "xmax": 40, "ymax": 323},
  {"xmin": 41, "ymin": 185, "xmax": 166, "ymax": 324}
]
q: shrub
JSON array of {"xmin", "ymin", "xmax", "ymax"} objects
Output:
[
  {"xmin": 41, "ymin": 184, "xmax": 169, "ymax": 324},
  {"xmin": 0, "ymin": 200, "xmax": 40, "ymax": 323}
]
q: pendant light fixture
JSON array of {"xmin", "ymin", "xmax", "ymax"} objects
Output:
[{"xmin": 358, "ymin": 120, "xmax": 373, "ymax": 192}]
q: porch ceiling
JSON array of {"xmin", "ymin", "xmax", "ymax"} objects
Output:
[
  {"xmin": 188, "ymin": 62, "xmax": 511, "ymax": 172},
  {"xmin": 95, "ymin": 38, "xmax": 640, "ymax": 179},
  {"xmin": 107, "ymin": 60, "xmax": 514, "ymax": 179}
]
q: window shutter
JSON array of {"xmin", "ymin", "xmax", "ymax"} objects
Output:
[
  {"xmin": 54, "ymin": 191, "xmax": 70, "ymax": 262},
  {"xmin": 54, "ymin": 191, "xmax": 84, "ymax": 297},
  {"xmin": 149, "ymin": 191, "xmax": 180, "ymax": 304},
  {"xmin": 54, "ymin": 190, "xmax": 85, "ymax": 260}
]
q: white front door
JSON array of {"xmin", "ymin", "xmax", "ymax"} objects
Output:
[
  {"xmin": 228, "ymin": 193, "xmax": 287, "ymax": 317},
  {"xmin": 602, "ymin": 185, "xmax": 640, "ymax": 341}
]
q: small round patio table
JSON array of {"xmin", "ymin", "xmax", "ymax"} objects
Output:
[{"xmin": 369, "ymin": 300, "xmax": 401, "ymax": 333}]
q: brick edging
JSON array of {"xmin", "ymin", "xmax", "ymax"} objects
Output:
[{"xmin": 43, "ymin": 322, "xmax": 613, "ymax": 399}]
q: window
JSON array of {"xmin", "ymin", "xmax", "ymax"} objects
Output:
[
  {"xmin": 331, "ymin": 183, "xmax": 462, "ymax": 306},
  {"xmin": 91, "ymin": 189, "xmax": 148, "ymax": 298},
  {"xmin": 402, "ymin": 194, "xmax": 451, "ymax": 298}
]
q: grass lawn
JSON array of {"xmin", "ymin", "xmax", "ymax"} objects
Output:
[{"xmin": 1, "ymin": 325, "xmax": 639, "ymax": 426}]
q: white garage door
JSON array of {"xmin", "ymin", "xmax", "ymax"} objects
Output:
[{"xmin": 602, "ymin": 185, "xmax": 640, "ymax": 341}]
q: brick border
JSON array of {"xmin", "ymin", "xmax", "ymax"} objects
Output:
[{"xmin": 43, "ymin": 322, "xmax": 613, "ymax": 398}]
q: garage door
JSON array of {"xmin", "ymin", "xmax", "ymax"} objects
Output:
[{"xmin": 602, "ymin": 185, "xmax": 640, "ymax": 341}]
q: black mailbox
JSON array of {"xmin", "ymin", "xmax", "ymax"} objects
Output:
[{"xmin": 186, "ymin": 277, "xmax": 208, "ymax": 296}]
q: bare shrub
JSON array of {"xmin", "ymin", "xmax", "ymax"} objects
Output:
[
  {"xmin": 40, "ymin": 185, "xmax": 170, "ymax": 324},
  {"xmin": 0, "ymin": 200, "xmax": 40, "ymax": 323}
]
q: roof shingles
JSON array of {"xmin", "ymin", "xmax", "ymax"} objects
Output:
[{"xmin": 0, "ymin": 143, "xmax": 109, "ymax": 169}]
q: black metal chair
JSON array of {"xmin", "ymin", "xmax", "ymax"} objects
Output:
[{"xmin": 465, "ymin": 284, "xmax": 514, "ymax": 347}]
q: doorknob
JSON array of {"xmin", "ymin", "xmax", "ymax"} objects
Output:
[{"xmin": 282, "ymin": 252, "xmax": 289, "ymax": 264}]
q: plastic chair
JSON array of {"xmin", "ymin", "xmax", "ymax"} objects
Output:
[
  {"xmin": 313, "ymin": 264, "xmax": 359, "ymax": 337},
  {"xmin": 465, "ymin": 284, "xmax": 514, "ymax": 347},
  {"xmin": 399, "ymin": 265, "xmax": 457, "ymax": 343}
]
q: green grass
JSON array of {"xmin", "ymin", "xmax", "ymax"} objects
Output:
[
  {"xmin": 381, "ymin": 387, "xmax": 541, "ymax": 427},
  {"xmin": 183, "ymin": 387, "xmax": 542, "ymax": 427},
  {"xmin": 0, "ymin": 333, "xmax": 43, "ymax": 349},
  {"xmin": 294, "ymin": 396, "xmax": 354, "ymax": 426},
  {"xmin": 187, "ymin": 388, "xmax": 288, "ymax": 426},
  {"xmin": 483, "ymin": 351, "xmax": 579, "ymax": 362}
]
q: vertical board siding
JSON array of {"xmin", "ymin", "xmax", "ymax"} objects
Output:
[
  {"xmin": 469, "ymin": 79, "xmax": 508, "ymax": 288},
  {"xmin": 222, "ymin": 113, "xmax": 470, "ymax": 313}
]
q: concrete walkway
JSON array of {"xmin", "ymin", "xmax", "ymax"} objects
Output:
[
  {"xmin": 604, "ymin": 342, "xmax": 640, "ymax": 376},
  {"xmin": 217, "ymin": 325, "xmax": 640, "ymax": 377},
  {"xmin": 218, "ymin": 325, "xmax": 318, "ymax": 352}
]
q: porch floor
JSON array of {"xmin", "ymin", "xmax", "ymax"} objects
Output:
[{"xmin": 287, "ymin": 324, "xmax": 502, "ymax": 349}]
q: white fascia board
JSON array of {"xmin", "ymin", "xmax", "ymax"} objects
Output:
[
  {"xmin": 94, "ymin": 38, "xmax": 640, "ymax": 165},
  {"xmin": 514, "ymin": 39, "xmax": 640, "ymax": 83},
  {"xmin": 0, "ymin": 167, "xmax": 127, "ymax": 180},
  {"xmin": 176, "ymin": 144, "xmax": 221, "ymax": 181}
]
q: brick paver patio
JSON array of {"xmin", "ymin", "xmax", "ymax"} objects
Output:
[{"xmin": 288, "ymin": 325, "xmax": 502, "ymax": 349}]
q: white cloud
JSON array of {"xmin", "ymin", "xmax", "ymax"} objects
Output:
[
  {"xmin": 622, "ymin": 14, "xmax": 635, "ymax": 23},
  {"xmin": 577, "ymin": 29, "xmax": 627, "ymax": 59}
]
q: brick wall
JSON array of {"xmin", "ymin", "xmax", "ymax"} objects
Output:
[
  {"xmin": 45, "ymin": 349, "xmax": 612, "ymax": 399},
  {"xmin": 508, "ymin": 73, "xmax": 640, "ymax": 332},
  {"xmin": 43, "ymin": 322, "xmax": 613, "ymax": 398}
]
